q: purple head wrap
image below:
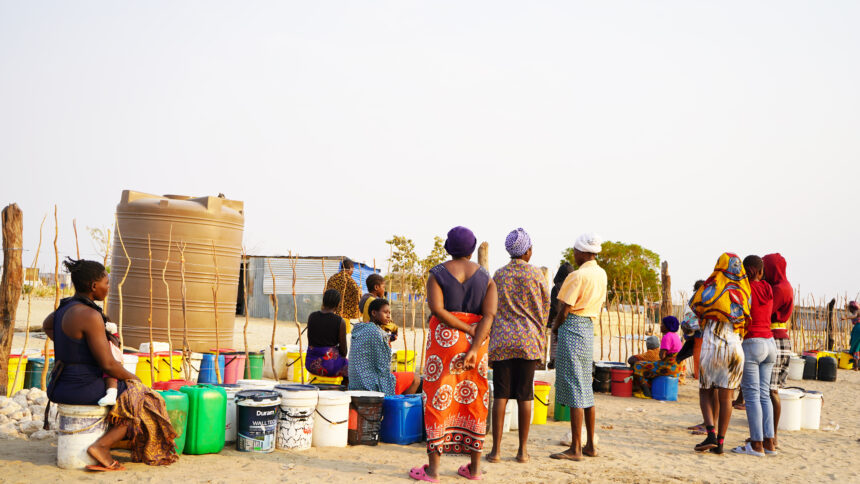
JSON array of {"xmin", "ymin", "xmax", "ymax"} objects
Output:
[
  {"xmin": 444, "ymin": 226, "xmax": 477, "ymax": 258},
  {"xmin": 505, "ymin": 228, "xmax": 532, "ymax": 257},
  {"xmin": 662, "ymin": 316, "xmax": 680, "ymax": 333}
]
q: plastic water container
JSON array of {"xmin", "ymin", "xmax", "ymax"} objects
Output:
[
  {"xmin": 215, "ymin": 383, "xmax": 241, "ymax": 443},
  {"xmin": 135, "ymin": 354, "xmax": 155, "ymax": 387},
  {"xmin": 610, "ymin": 367, "xmax": 634, "ymax": 397},
  {"xmin": 503, "ymin": 397, "xmax": 513, "ymax": 431},
  {"xmin": 554, "ymin": 402, "xmax": 570, "ymax": 422},
  {"xmin": 816, "ymin": 351, "xmax": 837, "ymax": 360},
  {"xmin": 223, "ymin": 353, "xmax": 246, "ymax": 385},
  {"xmin": 153, "ymin": 379, "xmax": 194, "ymax": 392},
  {"xmin": 652, "ymin": 376, "xmax": 679, "ymax": 401},
  {"xmin": 264, "ymin": 345, "xmax": 290, "ymax": 379},
  {"xmin": 56, "ymin": 404, "xmax": 109, "ymax": 469},
  {"xmin": 817, "ymin": 357, "xmax": 837, "ymax": 382},
  {"xmin": 236, "ymin": 390, "xmax": 280, "ymax": 453},
  {"xmin": 592, "ymin": 362, "xmax": 616, "ymax": 393},
  {"xmin": 802, "ymin": 356, "xmax": 818, "ymax": 380},
  {"xmin": 777, "ymin": 388, "xmax": 804, "ymax": 431},
  {"xmin": 139, "ymin": 341, "xmax": 170, "ymax": 354},
  {"xmin": 275, "ymin": 384, "xmax": 319, "ymax": 450},
  {"xmin": 308, "ymin": 374, "xmax": 344, "ymax": 385},
  {"xmin": 379, "ymin": 394, "xmax": 423, "ymax": 445},
  {"xmin": 788, "ymin": 357, "xmax": 805, "ymax": 381},
  {"xmin": 157, "ymin": 389, "xmax": 189, "ymax": 453},
  {"xmin": 534, "ymin": 369, "xmax": 556, "ymax": 416},
  {"xmin": 393, "ymin": 350, "xmax": 415, "ymax": 372},
  {"xmin": 347, "ymin": 390, "xmax": 385, "ymax": 445},
  {"xmin": 312, "ymin": 391, "xmax": 350, "ymax": 447},
  {"xmin": 532, "ymin": 381, "xmax": 551, "ymax": 424},
  {"xmin": 187, "ymin": 352, "xmax": 203, "ymax": 382},
  {"xmin": 181, "ymin": 384, "xmax": 227, "ymax": 454},
  {"xmin": 287, "ymin": 350, "xmax": 310, "ymax": 383},
  {"xmin": 837, "ymin": 351, "xmax": 854, "ymax": 370},
  {"xmin": 24, "ymin": 357, "xmax": 53, "ymax": 390},
  {"xmin": 121, "ymin": 354, "xmax": 139, "ymax": 374},
  {"xmin": 156, "ymin": 351, "xmax": 184, "ymax": 382},
  {"xmin": 507, "ymin": 400, "xmax": 519, "ymax": 430},
  {"xmin": 236, "ymin": 379, "xmax": 277, "ymax": 391},
  {"xmin": 801, "ymin": 390, "xmax": 823, "ymax": 430},
  {"xmin": 198, "ymin": 354, "xmax": 226, "ymax": 384},
  {"xmin": 245, "ymin": 351, "xmax": 264, "ymax": 379}
]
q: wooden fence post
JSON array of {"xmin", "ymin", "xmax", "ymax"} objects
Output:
[
  {"xmin": 477, "ymin": 242, "xmax": 489, "ymax": 272},
  {"xmin": 660, "ymin": 261, "xmax": 672, "ymax": 319},
  {"xmin": 0, "ymin": 204, "xmax": 23, "ymax": 396}
]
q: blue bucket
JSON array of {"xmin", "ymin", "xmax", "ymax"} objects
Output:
[
  {"xmin": 198, "ymin": 354, "xmax": 226, "ymax": 384},
  {"xmin": 379, "ymin": 394, "xmax": 423, "ymax": 445},
  {"xmin": 652, "ymin": 376, "xmax": 678, "ymax": 401}
]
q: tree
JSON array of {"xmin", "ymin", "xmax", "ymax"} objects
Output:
[
  {"xmin": 386, "ymin": 235, "xmax": 448, "ymax": 297},
  {"xmin": 561, "ymin": 241, "xmax": 660, "ymax": 300},
  {"xmin": 88, "ymin": 226, "xmax": 112, "ymax": 268}
]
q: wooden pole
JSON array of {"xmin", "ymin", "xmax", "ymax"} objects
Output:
[
  {"xmin": 102, "ymin": 228, "xmax": 111, "ymax": 314},
  {"xmin": 291, "ymin": 254, "xmax": 302, "ymax": 384},
  {"xmin": 72, "ymin": 218, "xmax": 80, "ymax": 259},
  {"xmin": 660, "ymin": 261, "xmax": 672, "ymax": 319},
  {"xmin": 162, "ymin": 226, "xmax": 173, "ymax": 379},
  {"xmin": 178, "ymin": 242, "xmax": 190, "ymax": 380},
  {"xmin": 607, "ymin": 297, "xmax": 613, "ymax": 361},
  {"xmin": 267, "ymin": 259, "xmax": 279, "ymax": 382},
  {"xmin": 11, "ymin": 215, "xmax": 45, "ymax": 394},
  {"xmin": 211, "ymin": 241, "xmax": 222, "ymax": 385},
  {"xmin": 411, "ymin": 276, "xmax": 417, "ymax": 374},
  {"xmin": 598, "ymin": 305, "xmax": 605, "ymax": 360},
  {"xmin": 0, "ymin": 204, "xmax": 23, "ymax": 397},
  {"xmin": 115, "ymin": 216, "xmax": 130, "ymax": 351},
  {"xmin": 477, "ymin": 242, "xmax": 489, "ymax": 272},
  {"xmin": 147, "ymin": 235, "xmax": 155, "ymax": 386},
  {"xmin": 420, "ymin": 290, "xmax": 427, "ymax": 372},
  {"xmin": 401, "ymin": 271, "xmax": 408, "ymax": 359},
  {"xmin": 243, "ymin": 248, "xmax": 250, "ymax": 378},
  {"xmin": 42, "ymin": 206, "xmax": 59, "ymax": 390}
]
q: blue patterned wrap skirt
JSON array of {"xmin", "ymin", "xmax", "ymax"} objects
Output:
[{"xmin": 555, "ymin": 314, "xmax": 594, "ymax": 409}]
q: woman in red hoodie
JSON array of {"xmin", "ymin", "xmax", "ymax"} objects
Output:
[{"xmin": 763, "ymin": 253, "xmax": 794, "ymax": 448}]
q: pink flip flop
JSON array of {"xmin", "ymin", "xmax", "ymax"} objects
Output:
[
  {"xmin": 458, "ymin": 464, "xmax": 484, "ymax": 480},
  {"xmin": 409, "ymin": 465, "xmax": 440, "ymax": 483}
]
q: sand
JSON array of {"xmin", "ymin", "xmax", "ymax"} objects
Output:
[{"xmin": 4, "ymin": 298, "xmax": 859, "ymax": 483}]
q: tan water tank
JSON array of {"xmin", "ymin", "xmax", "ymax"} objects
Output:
[{"xmin": 106, "ymin": 190, "xmax": 244, "ymax": 351}]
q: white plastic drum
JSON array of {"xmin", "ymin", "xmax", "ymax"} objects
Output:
[
  {"xmin": 801, "ymin": 391, "xmax": 823, "ymax": 430},
  {"xmin": 56, "ymin": 404, "xmax": 109, "ymax": 469},
  {"xmin": 787, "ymin": 357, "xmax": 805, "ymax": 381},
  {"xmin": 221, "ymin": 385, "xmax": 241, "ymax": 443},
  {"xmin": 236, "ymin": 379, "xmax": 277, "ymax": 391},
  {"xmin": 312, "ymin": 391, "xmax": 350, "ymax": 447},
  {"xmin": 121, "ymin": 354, "xmax": 139, "ymax": 373},
  {"xmin": 777, "ymin": 388, "xmax": 804, "ymax": 431},
  {"xmin": 188, "ymin": 352, "xmax": 203, "ymax": 382},
  {"xmin": 276, "ymin": 384, "xmax": 319, "ymax": 450}
]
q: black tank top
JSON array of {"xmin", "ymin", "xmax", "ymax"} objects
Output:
[
  {"xmin": 307, "ymin": 311, "xmax": 344, "ymax": 347},
  {"xmin": 429, "ymin": 263, "xmax": 490, "ymax": 315}
]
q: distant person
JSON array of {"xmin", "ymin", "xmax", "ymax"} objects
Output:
[
  {"xmin": 409, "ymin": 226, "xmax": 497, "ymax": 482},
  {"xmin": 632, "ymin": 316, "xmax": 683, "ymax": 398},
  {"xmin": 732, "ymin": 255, "xmax": 777, "ymax": 457},
  {"xmin": 550, "ymin": 233, "xmax": 607, "ymax": 462},
  {"xmin": 325, "ymin": 258, "xmax": 361, "ymax": 330},
  {"xmin": 306, "ymin": 289, "xmax": 349, "ymax": 380},
  {"xmin": 677, "ymin": 280, "xmax": 705, "ymax": 377},
  {"xmin": 826, "ymin": 298, "xmax": 836, "ymax": 351},
  {"xmin": 348, "ymin": 298, "xmax": 420, "ymax": 395},
  {"xmin": 846, "ymin": 301, "xmax": 860, "ymax": 371},
  {"xmin": 627, "ymin": 335, "xmax": 661, "ymax": 367},
  {"xmin": 360, "ymin": 273, "xmax": 386, "ymax": 322},
  {"xmin": 763, "ymin": 253, "xmax": 794, "ymax": 448},
  {"xmin": 487, "ymin": 228, "xmax": 550, "ymax": 464},
  {"xmin": 691, "ymin": 253, "xmax": 750, "ymax": 455},
  {"xmin": 547, "ymin": 262, "xmax": 575, "ymax": 369}
]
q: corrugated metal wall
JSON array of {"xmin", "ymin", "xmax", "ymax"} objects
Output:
[{"xmin": 246, "ymin": 256, "xmax": 380, "ymax": 323}]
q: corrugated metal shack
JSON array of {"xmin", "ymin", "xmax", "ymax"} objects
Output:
[{"xmin": 241, "ymin": 255, "xmax": 381, "ymax": 322}]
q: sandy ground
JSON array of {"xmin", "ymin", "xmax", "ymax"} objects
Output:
[{"xmin": 5, "ymin": 298, "xmax": 860, "ymax": 483}]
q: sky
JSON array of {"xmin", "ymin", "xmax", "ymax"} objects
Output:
[{"xmin": 1, "ymin": 1, "xmax": 859, "ymax": 303}]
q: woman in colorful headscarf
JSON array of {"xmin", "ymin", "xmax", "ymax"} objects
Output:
[
  {"xmin": 632, "ymin": 316, "xmax": 684, "ymax": 397},
  {"xmin": 690, "ymin": 253, "xmax": 750, "ymax": 455},
  {"xmin": 409, "ymin": 226, "xmax": 497, "ymax": 482},
  {"xmin": 486, "ymin": 228, "xmax": 550, "ymax": 464},
  {"xmin": 846, "ymin": 301, "xmax": 860, "ymax": 371}
]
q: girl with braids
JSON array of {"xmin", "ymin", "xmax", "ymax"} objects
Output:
[{"xmin": 43, "ymin": 258, "xmax": 178, "ymax": 471}]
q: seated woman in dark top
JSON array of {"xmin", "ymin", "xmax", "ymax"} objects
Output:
[
  {"xmin": 306, "ymin": 289, "xmax": 349, "ymax": 379},
  {"xmin": 44, "ymin": 258, "xmax": 178, "ymax": 471}
]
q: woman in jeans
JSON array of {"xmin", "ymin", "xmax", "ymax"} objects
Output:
[{"xmin": 733, "ymin": 255, "xmax": 778, "ymax": 456}]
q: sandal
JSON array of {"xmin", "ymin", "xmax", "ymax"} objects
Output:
[
  {"xmin": 731, "ymin": 443, "xmax": 764, "ymax": 457},
  {"xmin": 85, "ymin": 461, "xmax": 126, "ymax": 472},
  {"xmin": 409, "ymin": 465, "xmax": 440, "ymax": 483},
  {"xmin": 458, "ymin": 464, "xmax": 483, "ymax": 480}
]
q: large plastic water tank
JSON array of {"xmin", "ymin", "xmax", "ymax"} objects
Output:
[{"xmin": 107, "ymin": 190, "xmax": 244, "ymax": 351}]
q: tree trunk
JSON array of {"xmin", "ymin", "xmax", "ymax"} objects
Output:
[
  {"xmin": 477, "ymin": 242, "xmax": 489, "ymax": 272},
  {"xmin": 660, "ymin": 261, "xmax": 672, "ymax": 320},
  {"xmin": 0, "ymin": 204, "xmax": 24, "ymax": 396}
]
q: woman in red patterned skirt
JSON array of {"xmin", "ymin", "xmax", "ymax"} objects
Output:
[{"xmin": 409, "ymin": 226, "xmax": 498, "ymax": 482}]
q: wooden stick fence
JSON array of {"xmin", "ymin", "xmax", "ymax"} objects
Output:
[
  {"xmin": 41, "ymin": 206, "xmax": 59, "ymax": 390},
  {"xmin": 162, "ymin": 226, "xmax": 173, "ymax": 379},
  {"xmin": 147, "ymin": 235, "xmax": 155, "ymax": 386},
  {"xmin": 267, "ymin": 259, "xmax": 279, "ymax": 382},
  {"xmin": 290, "ymin": 253, "xmax": 304, "ymax": 384},
  {"xmin": 10, "ymin": 215, "xmax": 45, "ymax": 393}
]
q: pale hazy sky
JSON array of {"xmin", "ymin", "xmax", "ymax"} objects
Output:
[{"xmin": 2, "ymin": 1, "xmax": 858, "ymax": 301}]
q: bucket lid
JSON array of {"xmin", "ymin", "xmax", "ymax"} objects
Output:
[
  {"xmin": 236, "ymin": 389, "xmax": 281, "ymax": 403},
  {"xmin": 347, "ymin": 390, "xmax": 385, "ymax": 399},
  {"xmin": 275, "ymin": 384, "xmax": 318, "ymax": 392},
  {"xmin": 778, "ymin": 388, "xmax": 804, "ymax": 400},
  {"xmin": 534, "ymin": 380, "xmax": 551, "ymax": 387},
  {"xmin": 804, "ymin": 391, "xmax": 823, "ymax": 399},
  {"xmin": 215, "ymin": 383, "xmax": 240, "ymax": 388},
  {"xmin": 318, "ymin": 390, "xmax": 350, "ymax": 405}
]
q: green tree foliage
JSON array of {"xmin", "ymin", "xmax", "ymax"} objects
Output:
[
  {"xmin": 386, "ymin": 235, "xmax": 449, "ymax": 297},
  {"xmin": 561, "ymin": 241, "xmax": 660, "ymax": 300}
]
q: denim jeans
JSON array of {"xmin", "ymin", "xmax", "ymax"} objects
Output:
[{"xmin": 741, "ymin": 337, "xmax": 777, "ymax": 441}]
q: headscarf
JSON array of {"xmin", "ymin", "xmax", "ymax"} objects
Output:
[
  {"xmin": 645, "ymin": 335, "xmax": 660, "ymax": 350},
  {"xmin": 444, "ymin": 226, "xmax": 477, "ymax": 258},
  {"xmin": 662, "ymin": 316, "xmax": 680, "ymax": 333},
  {"xmin": 505, "ymin": 228, "xmax": 532, "ymax": 257},
  {"xmin": 574, "ymin": 232, "xmax": 603, "ymax": 254},
  {"xmin": 690, "ymin": 252, "xmax": 751, "ymax": 336},
  {"xmin": 763, "ymin": 253, "xmax": 793, "ymax": 324}
]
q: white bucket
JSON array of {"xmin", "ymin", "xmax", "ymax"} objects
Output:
[
  {"xmin": 788, "ymin": 357, "xmax": 805, "ymax": 381},
  {"xmin": 56, "ymin": 404, "xmax": 109, "ymax": 469},
  {"xmin": 139, "ymin": 341, "xmax": 170, "ymax": 354},
  {"xmin": 121, "ymin": 354, "xmax": 139, "ymax": 373},
  {"xmin": 801, "ymin": 391, "xmax": 823, "ymax": 430},
  {"xmin": 236, "ymin": 390, "xmax": 281, "ymax": 453},
  {"xmin": 236, "ymin": 379, "xmax": 277, "ymax": 391},
  {"xmin": 312, "ymin": 391, "xmax": 350, "ymax": 447},
  {"xmin": 222, "ymin": 385, "xmax": 241, "ymax": 443},
  {"xmin": 264, "ymin": 345, "xmax": 293, "ymax": 380},
  {"xmin": 276, "ymin": 385, "xmax": 319, "ymax": 450},
  {"xmin": 777, "ymin": 388, "xmax": 804, "ymax": 431},
  {"xmin": 503, "ymin": 400, "xmax": 513, "ymax": 432},
  {"xmin": 188, "ymin": 352, "xmax": 203, "ymax": 382}
]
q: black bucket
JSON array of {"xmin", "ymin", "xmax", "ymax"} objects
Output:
[
  {"xmin": 313, "ymin": 383, "xmax": 347, "ymax": 392},
  {"xmin": 802, "ymin": 355, "xmax": 818, "ymax": 380},
  {"xmin": 593, "ymin": 362, "xmax": 625, "ymax": 393},
  {"xmin": 347, "ymin": 392, "xmax": 385, "ymax": 445},
  {"xmin": 817, "ymin": 356, "xmax": 837, "ymax": 382}
]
